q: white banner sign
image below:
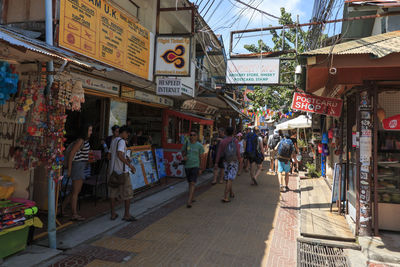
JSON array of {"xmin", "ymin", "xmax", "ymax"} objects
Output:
[
  {"xmin": 72, "ymin": 73, "xmax": 120, "ymax": 95},
  {"xmin": 226, "ymin": 58, "xmax": 280, "ymax": 84},
  {"xmin": 157, "ymin": 78, "xmax": 182, "ymax": 96},
  {"xmin": 155, "ymin": 36, "xmax": 191, "ymax": 76}
]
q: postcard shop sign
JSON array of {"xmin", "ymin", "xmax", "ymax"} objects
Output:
[
  {"xmin": 59, "ymin": 0, "xmax": 150, "ymax": 79},
  {"xmin": 155, "ymin": 37, "xmax": 191, "ymax": 76},
  {"xmin": 226, "ymin": 58, "xmax": 280, "ymax": 84},
  {"xmin": 291, "ymin": 92, "xmax": 343, "ymax": 117}
]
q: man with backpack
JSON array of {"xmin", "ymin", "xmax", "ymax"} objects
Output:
[
  {"xmin": 268, "ymin": 129, "xmax": 282, "ymax": 174},
  {"xmin": 276, "ymin": 133, "xmax": 295, "ymax": 192},
  {"xmin": 245, "ymin": 128, "xmax": 264, "ymax": 185},
  {"xmin": 215, "ymin": 127, "xmax": 241, "ymax": 203}
]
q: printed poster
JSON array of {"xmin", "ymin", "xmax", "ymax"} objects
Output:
[{"xmin": 59, "ymin": 0, "xmax": 151, "ymax": 79}]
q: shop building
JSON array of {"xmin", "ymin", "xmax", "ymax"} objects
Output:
[
  {"xmin": 0, "ymin": 0, "xmax": 233, "ymax": 256},
  {"xmin": 302, "ymin": 31, "xmax": 400, "ymax": 236}
]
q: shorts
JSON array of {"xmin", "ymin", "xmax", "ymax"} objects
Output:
[
  {"xmin": 213, "ymin": 158, "xmax": 224, "ymax": 169},
  {"xmin": 109, "ymin": 173, "xmax": 133, "ymax": 200},
  {"xmin": 70, "ymin": 161, "xmax": 88, "ymax": 180},
  {"xmin": 248, "ymin": 154, "xmax": 263, "ymax": 165},
  {"xmin": 185, "ymin": 167, "xmax": 199, "ymax": 183},
  {"xmin": 278, "ymin": 159, "xmax": 291, "ymax": 173},
  {"xmin": 223, "ymin": 161, "xmax": 239, "ymax": 181}
]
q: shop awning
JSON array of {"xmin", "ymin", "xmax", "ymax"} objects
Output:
[
  {"xmin": 0, "ymin": 26, "xmax": 91, "ymax": 68},
  {"xmin": 275, "ymin": 115, "xmax": 311, "ymax": 130},
  {"xmin": 220, "ymin": 95, "xmax": 252, "ymax": 121},
  {"xmin": 302, "ymin": 31, "xmax": 400, "ymax": 59},
  {"xmin": 165, "ymin": 109, "xmax": 214, "ymax": 125}
]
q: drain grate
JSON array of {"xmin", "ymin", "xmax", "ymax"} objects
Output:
[{"xmin": 297, "ymin": 241, "xmax": 350, "ymax": 267}]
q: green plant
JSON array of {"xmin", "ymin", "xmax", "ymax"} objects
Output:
[
  {"xmin": 305, "ymin": 162, "xmax": 321, "ymax": 178},
  {"xmin": 297, "ymin": 139, "xmax": 307, "ymax": 148}
]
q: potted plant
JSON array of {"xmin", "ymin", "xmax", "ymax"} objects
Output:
[{"xmin": 305, "ymin": 162, "xmax": 321, "ymax": 178}]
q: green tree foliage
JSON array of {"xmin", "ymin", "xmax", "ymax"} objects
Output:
[{"xmin": 244, "ymin": 8, "xmax": 308, "ymax": 118}]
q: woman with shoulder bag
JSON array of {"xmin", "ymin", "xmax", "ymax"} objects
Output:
[{"xmin": 65, "ymin": 124, "xmax": 93, "ymax": 221}]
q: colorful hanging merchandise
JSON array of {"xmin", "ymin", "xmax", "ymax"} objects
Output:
[
  {"xmin": 0, "ymin": 62, "xmax": 19, "ymax": 105},
  {"xmin": 57, "ymin": 73, "xmax": 84, "ymax": 111}
]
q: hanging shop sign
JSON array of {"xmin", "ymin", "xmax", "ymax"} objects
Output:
[
  {"xmin": 59, "ymin": 0, "xmax": 151, "ymax": 79},
  {"xmin": 121, "ymin": 85, "xmax": 135, "ymax": 99},
  {"xmin": 71, "ymin": 73, "xmax": 119, "ymax": 95},
  {"xmin": 181, "ymin": 100, "xmax": 218, "ymax": 115},
  {"xmin": 156, "ymin": 78, "xmax": 182, "ymax": 96},
  {"xmin": 109, "ymin": 100, "xmax": 127, "ymax": 134},
  {"xmin": 135, "ymin": 90, "xmax": 173, "ymax": 107},
  {"xmin": 226, "ymin": 58, "xmax": 280, "ymax": 84},
  {"xmin": 382, "ymin": 114, "xmax": 400, "ymax": 130},
  {"xmin": 156, "ymin": 61, "xmax": 195, "ymax": 97},
  {"xmin": 291, "ymin": 92, "xmax": 343, "ymax": 117},
  {"xmin": 155, "ymin": 36, "xmax": 191, "ymax": 76}
]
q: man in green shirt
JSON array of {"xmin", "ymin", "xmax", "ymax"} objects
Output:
[{"xmin": 182, "ymin": 131, "xmax": 204, "ymax": 208}]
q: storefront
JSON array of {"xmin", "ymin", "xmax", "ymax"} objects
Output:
[
  {"xmin": 301, "ymin": 31, "xmax": 400, "ymax": 236},
  {"xmin": 162, "ymin": 109, "xmax": 213, "ymax": 177}
]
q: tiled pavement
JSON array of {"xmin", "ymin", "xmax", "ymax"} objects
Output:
[
  {"xmin": 266, "ymin": 173, "xmax": 299, "ymax": 267},
  {"xmin": 47, "ymin": 165, "xmax": 301, "ymax": 267}
]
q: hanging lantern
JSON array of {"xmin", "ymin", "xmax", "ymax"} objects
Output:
[{"xmin": 377, "ymin": 108, "xmax": 386, "ymax": 122}]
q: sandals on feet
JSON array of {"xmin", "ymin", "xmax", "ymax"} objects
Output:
[
  {"xmin": 251, "ymin": 177, "xmax": 258, "ymax": 186},
  {"xmin": 122, "ymin": 216, "xmax": 137, "ymax": 222},
  {"xmin": 221, "ymin": 199, "xmax": 231, "ymax": 203},
  {"xmin": 110, "ymin": 214, "xmax": 119, "ymax": 221},
  {"xmin": 71, "ymin": 215, "xmax": 85, "ymax": 221}
]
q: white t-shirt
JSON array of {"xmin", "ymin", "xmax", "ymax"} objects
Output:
[{"xmin": 109, "ymin": 137, "xmax": 128, "ymax": 175}]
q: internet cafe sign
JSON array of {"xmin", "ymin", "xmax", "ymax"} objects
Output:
[
  {"xmin": 226, "ymin": 58, "xmax": 280, "ymax": 84},
  {"xmin": 291, "ymin": 92, "xmax": 343, "ymax": 117},
  {"xmin": 157, "ymin": 78, "xmax": 181, "ymax": 96},
  {"xmin": 155, "ymin": 36, "xmax": 191, "ymax": 76}
]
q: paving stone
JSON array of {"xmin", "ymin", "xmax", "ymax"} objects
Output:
[{"xmin": 64, "ymin": 244, "xmax": 133, "ymax": 263}]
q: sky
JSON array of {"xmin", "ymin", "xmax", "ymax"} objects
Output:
[{"xmin": 190, "ymin": 0, "xmax": 341, "ymax": 55}]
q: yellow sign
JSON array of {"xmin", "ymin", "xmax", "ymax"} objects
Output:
[
  {"xmin": 121, "ymin": 85, "xmax": 135, "ymax": 99},
  {"xmin": 59, "ymin": 0, "xmax": 150, "ymax": 79}
]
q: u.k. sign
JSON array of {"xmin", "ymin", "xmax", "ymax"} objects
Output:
[{"xmin": 291, "ymin": 92, "xmax": 343, "ymax": 117}]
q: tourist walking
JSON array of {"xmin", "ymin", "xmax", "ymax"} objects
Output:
[
  {"xmin": 182, "ymin": 131, "xmax": 204, "ymax": 208},
  {"xmin": 65, "ymin": 124, "xmax": 93, "ymax": 221},
  {"xmin": 109, "ymin": 126, "xmax": 137, "ymax": 221},
  {"xmin": 237, "ymin": 132, "xmax": 245, "ymax": 176},
  {"xmin": 211, "ymin": 128, "xmax": 225, "ymax": 185},
  {"xmin": 245, "ymin": 128, "xmax": 264, "ymax": 185},
  {"xmin": 267, "ymin": 129, "xmax": 281, "ymax": 174},
  {"xmin": 276, "ymin": 133, "xmax": 295, "ymax": 192},
  {"xmin": 216, "ymin": 127, "xmax": 241, "ymax": 203}
]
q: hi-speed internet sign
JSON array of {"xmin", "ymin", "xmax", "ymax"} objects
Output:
[{"xmin": 226, "ymin": 58, "xmax": 280, "ymax": 84}]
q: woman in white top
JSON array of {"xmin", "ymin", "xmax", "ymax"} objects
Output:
[
  {"xmin": 66, "ymin": 124, "xmax": 93, "ymax": 221},
  {"xmin": 237, "ymin": 132, "xmax": 245, "ymax": 176}
]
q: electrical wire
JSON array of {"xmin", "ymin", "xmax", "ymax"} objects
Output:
[{"xmin": 234, "ymin": 0, "xmax": 280, "ymax": 20}]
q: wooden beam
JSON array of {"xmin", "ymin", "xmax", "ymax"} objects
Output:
[{"xmin": 2, "ymin": 0, "xmax": 9, "ymax": 24}]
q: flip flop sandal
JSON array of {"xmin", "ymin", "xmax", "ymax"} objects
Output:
[
  {"xmin": 186, "ymin": 204, "xmax": 192, "ymax": 208},
  {"xmin": 211, "ymin": 182, "xmax": 217, "ymax": 185},
  {"xmin": 71, "ymin": 215, "xmax": 85, "ymax": 221},
  {"xmin": 110, "ymin": 214, "xmax": 119, "ymax": 221},
  {"xmin": 252, "ymin": 178, "xmax": 258, "ymax": 186},
  {"xmin": 122, "ymin": 216, "xmax": 137, "ymax": 222},
  {"xmin": 221, "ymin": 199, "xmax": 231, "ymax": 203}
]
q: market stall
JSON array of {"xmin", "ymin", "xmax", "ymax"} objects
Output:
[{"xmin": 162, "ymin": 109, "xmax": 213, "ymax": 177}]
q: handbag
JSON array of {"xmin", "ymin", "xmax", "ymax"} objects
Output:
[{"xmin": 108, "ymin": 139, "xmax": 129, "ymax": 188}]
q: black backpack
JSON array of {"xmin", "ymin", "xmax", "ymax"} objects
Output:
[
  {"xmin": 278, "ymin": 139, "xmax": 293, "ymax": 159},
  {"xmin": 269, "ymin": 135, "xmax": 280, "ymax": 149}
]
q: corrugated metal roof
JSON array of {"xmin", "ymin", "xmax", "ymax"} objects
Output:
[
  {"xmin": 302, "ymin": 31, "xmax": 400, "ymax": 58},
  {"xmin": 0, "ymin": 26, "xmax": 92, "ymax": 68},
  {"xmin": 346, "ymin": 0, "xmax": 400, "ymax": 7}
]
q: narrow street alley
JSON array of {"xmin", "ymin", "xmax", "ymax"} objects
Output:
[{"xmin": 42, "ymin": 162, "xmax": 299, "ymax": 267}]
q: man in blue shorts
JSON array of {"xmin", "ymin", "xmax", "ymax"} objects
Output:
[{"xmin": 276, "ymin": 133, "xmax": 295, "ymax": 192}]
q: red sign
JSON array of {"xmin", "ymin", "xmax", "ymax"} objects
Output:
[
  {"xmin": 291, "ymin": 92, "xmax": 343, "ymax": 117},
  {"xmin": 382, "ymin": 114, "xmax": 400, "ymax": 130}
]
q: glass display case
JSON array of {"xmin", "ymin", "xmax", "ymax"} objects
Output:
[{"xmin": 377, "ymin": 131, "xmax": 400, "ymax": 204}]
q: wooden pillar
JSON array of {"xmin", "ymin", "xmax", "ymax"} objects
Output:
[{"xmin": 373, "ymin": 85, "xmax": 379, "ymax": 236}]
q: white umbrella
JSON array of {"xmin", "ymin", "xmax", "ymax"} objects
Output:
[{"xmin": 275, "ymin": 115, "xmax": 311, "ymax": 130}]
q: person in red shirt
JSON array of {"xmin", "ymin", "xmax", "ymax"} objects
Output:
[{"xmin": 215, "ymin": 127, "xmax": 241, "ymax": 203}]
